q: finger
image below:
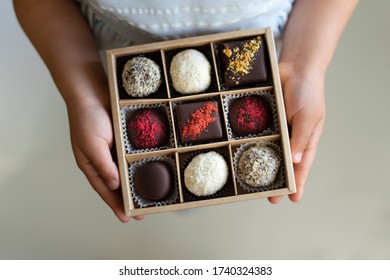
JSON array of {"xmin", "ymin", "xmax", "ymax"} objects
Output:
[
  {"xmin": 83, "ymin": 137, "xmax": 120, "ymax": 190},
  {"xmin": 289, "ymin": 147, "xmax": 315, "ymax": 202},
  {"xmin": 80, "ymin": 154, "xmax": 145, "ymax": 222},
  {"xmin": 79, "ymin": 156, "xmax": 131, "ymax": 222},
  {"xmin": 268, "ymin": 195, "xmax": 283, "ymax": 204},
  {"xmin": 133, "ymin": 215, "xmax": 145, "ymax": 221},
  {"xmin": 289, "ymin": 120, "xmax": 323, "ymax": 202},
  {"xmin": 290, "ymin": 111, "xmax": 323, "ymax": 164},
  {"xmin": 268, "ymin": 116, "xmax": 323, "ymax": 204}
]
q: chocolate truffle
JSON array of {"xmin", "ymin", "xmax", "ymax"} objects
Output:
[
  {"xmin": 122, "ymin": 57, "xmax": 162, "ymax": 97},
  {"xmin": 170, "ymin": 49, "xmax": 211, "ymax": 94},
  {"xmin": 238, "ymin": 146, "xmax": 281, "ymax": 187},
  {"xmin": 228, "ymin": 95, "xmax": 271, "ymax": 136},
  {"xmin": 220, "ymin": 36, "xmax": 268, "ymax": 88},
  {"xmin": 134, "ymin": 161, "xmax": 173, "ymax": 201},
  {"xmin": 184, "ymin": 151, "xmax": 228, "ymax": 196},
  {"xmin": 127, "ymin": 108, "xmax": 169, "ymax": 149},
  {"xmin": 176, "ymin": 101, "xmax": 223, "ymax": 144}
]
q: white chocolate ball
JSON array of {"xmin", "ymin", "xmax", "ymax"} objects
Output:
[
  {"xmin": 170, "ymin": 49, "xmax": 211, "ymax": 94},
  {"xmin": 184, "ymin": 151, "xmax": 228, "ymax": 196}
]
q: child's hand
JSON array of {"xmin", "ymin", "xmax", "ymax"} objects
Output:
[
  {"xmin": 268, "ymin": 0, "xmax": 359, "ymax": 203},
  {"xmin": 269, "ymin": 63, "xmax": 326, "ymax": 203},
  {"xmin": 66, "ymin": 98, "xmax": 144, "ymax": 222}
]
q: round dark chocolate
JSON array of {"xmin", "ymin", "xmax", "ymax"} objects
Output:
[
  {"xmin": 228, "ymin": 96, "xmax": 271, "ymax": 136},
  {"xmin": 134, "ymin": 161, "xmax": 173, "ymax": 201},
  {"xmin": 127, "ymin": 108, "xmax": 169, "ymax": 149}
]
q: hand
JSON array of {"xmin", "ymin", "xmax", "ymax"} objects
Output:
[
  {"xmin": 67, "ymin": 97, "xmax": 144, "ymax": 222},
  {"xmin": 269, "ymin": 63, "xmax": 326, "ymax": 203}
]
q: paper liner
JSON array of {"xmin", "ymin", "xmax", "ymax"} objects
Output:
[
  {"xmin": 213, "ymin": 41, "xmax": 273, "ymax": 91},
  {"xmin": 233, "ymin": 141, "xmax": 285, "ymax": 193},
  {"xmin": 222, "ymin": 90, "xmax": 279, "ymax": 141},
  {"xmin": 171, "ymin": 98, "xmax": 227, "ymax": 148},
  {"xmin": 129, "ymin": 156, "xmax": 179, "ymax": 208},
  {"xmin": 121, "ymin": 103, "xmax": 175, "ymax": 154},
  {"xmin": 180, "ymin": 149, "xmax": 232, "ymax": 201}
]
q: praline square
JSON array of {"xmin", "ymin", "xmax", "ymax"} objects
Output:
[
  {"xmin": 175, "ymin": 101, "xmax": 223, "ymax": 144},
  {"xmin": 220, "ymin": 36, "xmax": 268, "ymax": 88}
]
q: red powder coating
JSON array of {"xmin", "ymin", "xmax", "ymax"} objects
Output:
[
  {"xmin": 229, "ymin": 96, "xmax": 270, "ymax": 136},
  {"xmin": 181, "ymin": 102, "xmax": 218, "ymax": 139},
  {"xmin": 127, "ymin": 109, "xmax": 168, "ymax": 149}
]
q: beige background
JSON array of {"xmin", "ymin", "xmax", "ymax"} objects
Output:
[{"xmin": 1, "ymin": 0, "xmax": 389, "ymax": 259}]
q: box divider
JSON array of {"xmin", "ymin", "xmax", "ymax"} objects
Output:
[
  {"xmin": 168, "ymin": 101, "xmax": 178, "ymax": 148},
  {"xmin": 210, "ymin": 42, "xmax": 221, "ymax": 91},
  {"xmin": 168, "ymin": 91, "xmax": 221, "ymax": 103},
  {"xmin": 160, "ymin": 49, "xmax": 171, "ymax": 98},
  {"xmin": 118, "ymin": 98, "xmax": 168, "ymax": 107},
  {"xmin": 219, "ymin": 93, "xmax": 230, "ymax": 142},
  {"xmin": 230, "ymin": 134, "xmax": 280, "ymax": 146},
  {"xmin": 175, "ymin": 152, "xmax": 184, "ymax": 203},
  {"xmin": 117, "ymin": 85, "xmax": 275, "ymax": 107},
  {"xmin": 228, "ymin": 144, "xmax": 238, "ymax": 195},
  {"xmin": 221, "ymin": 85, "xmax": 274, "ymax": 96}
]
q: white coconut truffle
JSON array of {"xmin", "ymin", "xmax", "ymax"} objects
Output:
[
  {"xmin": 238, "ymin": 146, "xmax": 281, "ymax": 187},
  {"xmin": 122, "ymin": 57, "xmax": 162, "ymax": 97},
  {"xmin": 184, "ymin": 151, "xmax": 228, "ymax": 196},
  {"xmin": 170, "ymin": 49, "xmax": 211, "ymax": 94}
]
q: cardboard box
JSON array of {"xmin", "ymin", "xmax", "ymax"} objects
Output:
[{"xmin": 106, "ymin": 28, "xmax": 296, "ymax": 217}]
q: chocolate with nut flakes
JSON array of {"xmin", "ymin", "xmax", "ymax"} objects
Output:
[{"xmin": 220, "ymin": 36, "xmax": 268, "ymax": 88}]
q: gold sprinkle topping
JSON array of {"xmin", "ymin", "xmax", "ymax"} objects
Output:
[
  {"xmin": 223, "ymin": 36, "xmax": 262, "ymax": 84},
  {"xmin": 223, "ymin": 48, "xmax": 232, "ymax": 58}
]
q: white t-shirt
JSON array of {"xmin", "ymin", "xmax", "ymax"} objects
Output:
[{"xmin": 78, "ymin": 0, "xmax": 294, "ymax": 51}]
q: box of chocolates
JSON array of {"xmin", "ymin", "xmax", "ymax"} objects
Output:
[{"xmin": 106, "ymin": 28, "xmax": 296, "ymax": 217}]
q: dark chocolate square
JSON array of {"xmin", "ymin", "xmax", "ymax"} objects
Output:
[
  {"xmin": 220, "ymin": 36, "xmax": 268, "ymax": 88},
  {"xmin": 176, "ymin": 101, "xmax": 223, "ymax": 144}
]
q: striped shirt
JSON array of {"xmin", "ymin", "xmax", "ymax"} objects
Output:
[{"xmin": 78, "ymin": 0, "xmax": 294, "ymax": 51}]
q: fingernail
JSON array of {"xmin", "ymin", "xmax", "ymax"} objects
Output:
[{"xmin": 293, "ymin": 152, "xmax": 302, "ymax": 163}]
